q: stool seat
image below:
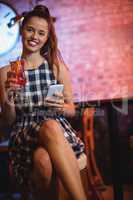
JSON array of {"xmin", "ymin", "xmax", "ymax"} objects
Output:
[{"xmin": 78, "ymin": 153, "xmax": 87, "ymax": 170}]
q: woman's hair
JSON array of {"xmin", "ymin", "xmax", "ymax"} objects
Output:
[{"xmin": 21, "ymin": 5, "xmax": 59, "ymax": 70}]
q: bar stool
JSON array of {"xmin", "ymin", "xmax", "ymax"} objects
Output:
[{"xmin": 82, "ymin": 107, "xmax": 106, "ymax": 191}]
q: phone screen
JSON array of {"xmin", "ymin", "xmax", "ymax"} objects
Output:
[{"xmin": 46, "ymin": 84, "xmax": 64, "ymax": 98}]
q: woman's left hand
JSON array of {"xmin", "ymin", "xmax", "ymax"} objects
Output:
[{"xmin": 45, "ymin": 92, "xmax": 64, "ymax": 112}]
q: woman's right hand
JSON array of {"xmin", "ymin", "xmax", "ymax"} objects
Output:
[
  {"xmin": 5, "ymin": 71, "xmax": 22, "ymax": 103},
  {"xmin": 0, "ymin": 68, "xmax": 17, "ymax": 126}
]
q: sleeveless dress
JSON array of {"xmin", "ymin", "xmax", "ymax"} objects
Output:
[{"xmin": 9, "ymin": 60, "xmax": 84, "ymax": 186}]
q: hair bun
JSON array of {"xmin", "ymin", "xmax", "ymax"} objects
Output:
[{"xmin": 34, "ymin": 5, "xmax": 50, "ymax": 15}]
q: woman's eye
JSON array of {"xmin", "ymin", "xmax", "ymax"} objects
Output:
[
  {"xmin": 26, "ymin": 27, "xmax": 33, "ymax": 32},
  {"xmin": 39, "ymin": 32, "xmax": 45, "ymax": 36}
]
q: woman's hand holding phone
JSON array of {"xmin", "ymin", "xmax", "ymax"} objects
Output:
[{"xmin": 45, "ymin": 84, "xmax": 64, "ymax": 111}]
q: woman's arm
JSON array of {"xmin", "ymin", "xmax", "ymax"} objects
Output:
[
  {"xmin": 0, "ymin": 66, "xmax": 16, "ymax": 126},
  {"xmin": 54, "ymin": 58, "xmax": 76, "ymax": 118}
]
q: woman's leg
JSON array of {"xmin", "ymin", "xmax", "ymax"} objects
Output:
[
  {"xmin": 38, "ymin": 119, "xmax": 87, "ymax": 200},
  {"xmin": 30, "ymin": 147, "xmax": 53, "ymax": 200}
]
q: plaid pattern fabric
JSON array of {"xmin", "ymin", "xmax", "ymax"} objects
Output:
[{"xmin": 9, "ymin": 60, "xmax": 84, "ymax": 186}]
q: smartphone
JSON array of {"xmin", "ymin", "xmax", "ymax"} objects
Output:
[{"xmin": 46, "ymin": 84, "xmax": 64, "ymax": 98}]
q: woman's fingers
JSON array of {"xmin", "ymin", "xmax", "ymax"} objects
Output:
[
  {"xmin": 45, "ymin": 92, "xmax": 64, "ymax": 102},
  {"xmin": 5, "ymin": 80, "xmax": 21, "ymax": 90},
  {"xmin": 5, "ymin": 71, "xmax": 22, "ymax": 90},
  {"xmin": 7, "ymin": 71, "xmax": 16, "ymax": 78},
  {"xmin": 5, "ymin": 71, "xmax": 22, "ymax": 103},
  {"xmin": 53, "ymin": 92, "xmax": 64, "ymax": 99},
  {"xmin": 45, "ymin": 96, "xmax": 64, "ymax": 107},
  {"xmin": 45, "ymin": 102, "xmax": 63, "ymax": 108},
  {"xmin": 45, "ymin": 97, "xmax": 64, "ymax": 104}
]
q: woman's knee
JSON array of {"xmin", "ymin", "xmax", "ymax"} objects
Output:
[
  {"xmin": 39, "ymin": 119, "xmax": 62, "ymax": 144},
  {"xmin": 33, "ymin": 147, "xmax": 52, "ymax": 178}
]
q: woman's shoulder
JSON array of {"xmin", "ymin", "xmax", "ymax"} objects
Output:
[
  {"xmin": 53, "ymin": 59, "xmax": 67, "ymax": 81},
  {"xmin": 0, "ymin": 65, "xmax": 10, "ymax": 73},
  {"xmin": 0, "ymin": 65, "xmax": 10, "ymax": 81}
]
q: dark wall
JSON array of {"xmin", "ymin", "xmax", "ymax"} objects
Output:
[{"xmin": 94, "ymin": 102, "xmax": 133, "ymax": 184}]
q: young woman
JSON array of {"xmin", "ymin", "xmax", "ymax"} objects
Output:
[{"xmin": 0, "ymin": 5, "xmax": 87, "ymax": 200}]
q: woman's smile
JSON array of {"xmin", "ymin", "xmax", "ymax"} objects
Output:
[{"xmin": 27, "ymin": 39, "xmax": 39, "ymax": 47}]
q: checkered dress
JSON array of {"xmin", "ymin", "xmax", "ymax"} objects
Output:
[{"xmin": 9, "ymin": 60, "xmax": 84, "ymax": 186}]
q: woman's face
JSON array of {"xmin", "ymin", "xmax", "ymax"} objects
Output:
[{"xmin": 21, "ymin": 16, "xmax": 49, "ymax": 54}]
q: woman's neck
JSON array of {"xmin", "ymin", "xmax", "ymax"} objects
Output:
[{"xmin": 21, "ymin": 51, "xmax": 45, "ymax": 69}]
